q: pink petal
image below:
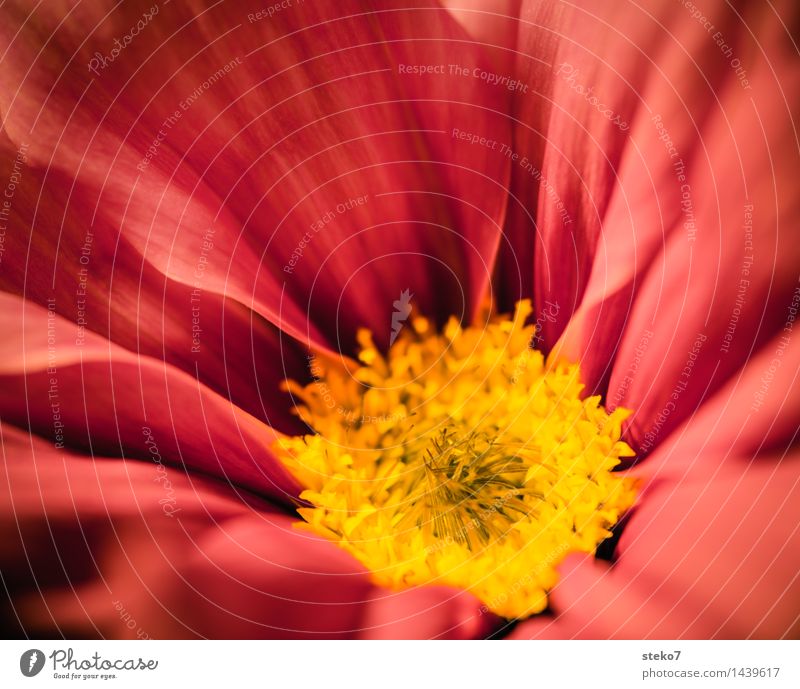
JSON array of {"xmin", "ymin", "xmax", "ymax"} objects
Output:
[
  {"xmin": 467, "ymin": 1, "xmax": 800, "ymax": 409},
  {"xmin": 637, "ymin": 329, "xmax": 800, "ymax": 481},
  {"xmin": 488, "ymin": 0, "xmax": 680, "ymax": 341},
  {"xmin": 0, "ymin": 136, "xmax": 309, "ymax": 430},
  {"xmin": 0, "ymin": 2, "xmax": 512, "ymax": 352},
  {"xmin": 0, "ymin": 291, "xmax": 300, "ymax": 501},
  {"xmin": 1, "ymin": 424, "xmax": 489, "ymax": 638},
  {"xmin": 567, "ymin": 1, "xmax": 800, "ymax": 406},
  {"xmin": 358, "ymin": 586, "xmax": 496, "ymax": 640},
  {"xmin": 514, "ymin": 323, "xmax": 799, "ymax": 639},
  {"xmin": 0, "ymin": 422, "xmax": 364, "ymax": 638},
  {"xmin": 513, "ymin": 450, "xmax": 800, "ymax": 639}
]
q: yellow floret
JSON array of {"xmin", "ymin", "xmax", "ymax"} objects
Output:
[{"xmin": 274, "ymin": 300, "xmax": 637, "ymax": 619}]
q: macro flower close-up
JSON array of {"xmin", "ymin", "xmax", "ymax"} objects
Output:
[{"xmin": 0, "ymin": 0, "xmax": 798, "ymax": 642}]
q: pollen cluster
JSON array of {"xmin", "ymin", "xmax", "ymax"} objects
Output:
[{"xmin": 274, "ymin": 301, "xmax": 637, "ymax": 619}]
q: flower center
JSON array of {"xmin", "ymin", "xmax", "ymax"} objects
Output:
[{"xmin": 274, "ymin": 300, "xmax": 637, "ymax": 619}]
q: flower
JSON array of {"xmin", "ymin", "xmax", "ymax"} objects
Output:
[{"xmin": 0, "ymin": 0, "xmax": 798, "ymax": 639}]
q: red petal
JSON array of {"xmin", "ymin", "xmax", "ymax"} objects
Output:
[
  {"xmin": 472, "ymin": 1, "xmax": 800, "ymax": 412},
  {"xmin": 0, "ymin": 2, "xmax": 511, "ymax": 352},
  {"xmin": 513, "ymin": 449, "xmax": 800, "ymax": 639},
  {"xmin": 491, "ymin": 0, "xmax": 679, "ymax": 341},
  {"xmin": 0, "ymin": 292, "xmax": 300, "ymax": 501},
  {"xmin": 1, "ymin": 424, "xmax": 489, "ymax": 638},
  {"xmin": 564, "ymin": 1, "xmax": 800, "ymax": 405},
  {"xmin": 636, "ymin": 329, "xmax": 800, "ymax": 480},
  {"xmin": 0, "ymin": 136, "xmax": 310, "ymax": 430},
  {"xmin": 358, "ymin": 586, "xmax": 495, "ymax": 640}
]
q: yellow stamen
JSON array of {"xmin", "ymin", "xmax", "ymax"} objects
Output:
[{"xmin": 274, "ymin": 300, "xmax": 637, "ymax": 619}]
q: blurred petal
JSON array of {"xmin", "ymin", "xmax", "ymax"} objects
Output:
[
  {"xmin": 514, "ymin": 324, "xmax": 799, "ymax": 639},
  {"xmin": 0, "ymin": 422, "xmax": 365, "ymax": 638},
  {"xmin": 1, "ymin": 424, "xmax": 489, "ymax": 638},
  {"xmin": 358, "ymin": 586, "xmax": 495, "ymax": 640},
  {"xmin": 512, "ymin": 450, "xmax": 800, "ymax": 639}
]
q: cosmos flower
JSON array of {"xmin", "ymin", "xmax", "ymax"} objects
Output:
[{"xmin": 0, "ymin": 0, "xmax": 798, "ymax": 639}]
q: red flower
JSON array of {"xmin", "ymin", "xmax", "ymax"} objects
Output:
[{"xmin": 0, "ymin": 0, "xmax": 797, "ymax": 638}]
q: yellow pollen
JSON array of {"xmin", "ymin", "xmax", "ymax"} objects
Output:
[{"xmin": 274, "ymin": 300, "xmax": 637, "ymax": 619}]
